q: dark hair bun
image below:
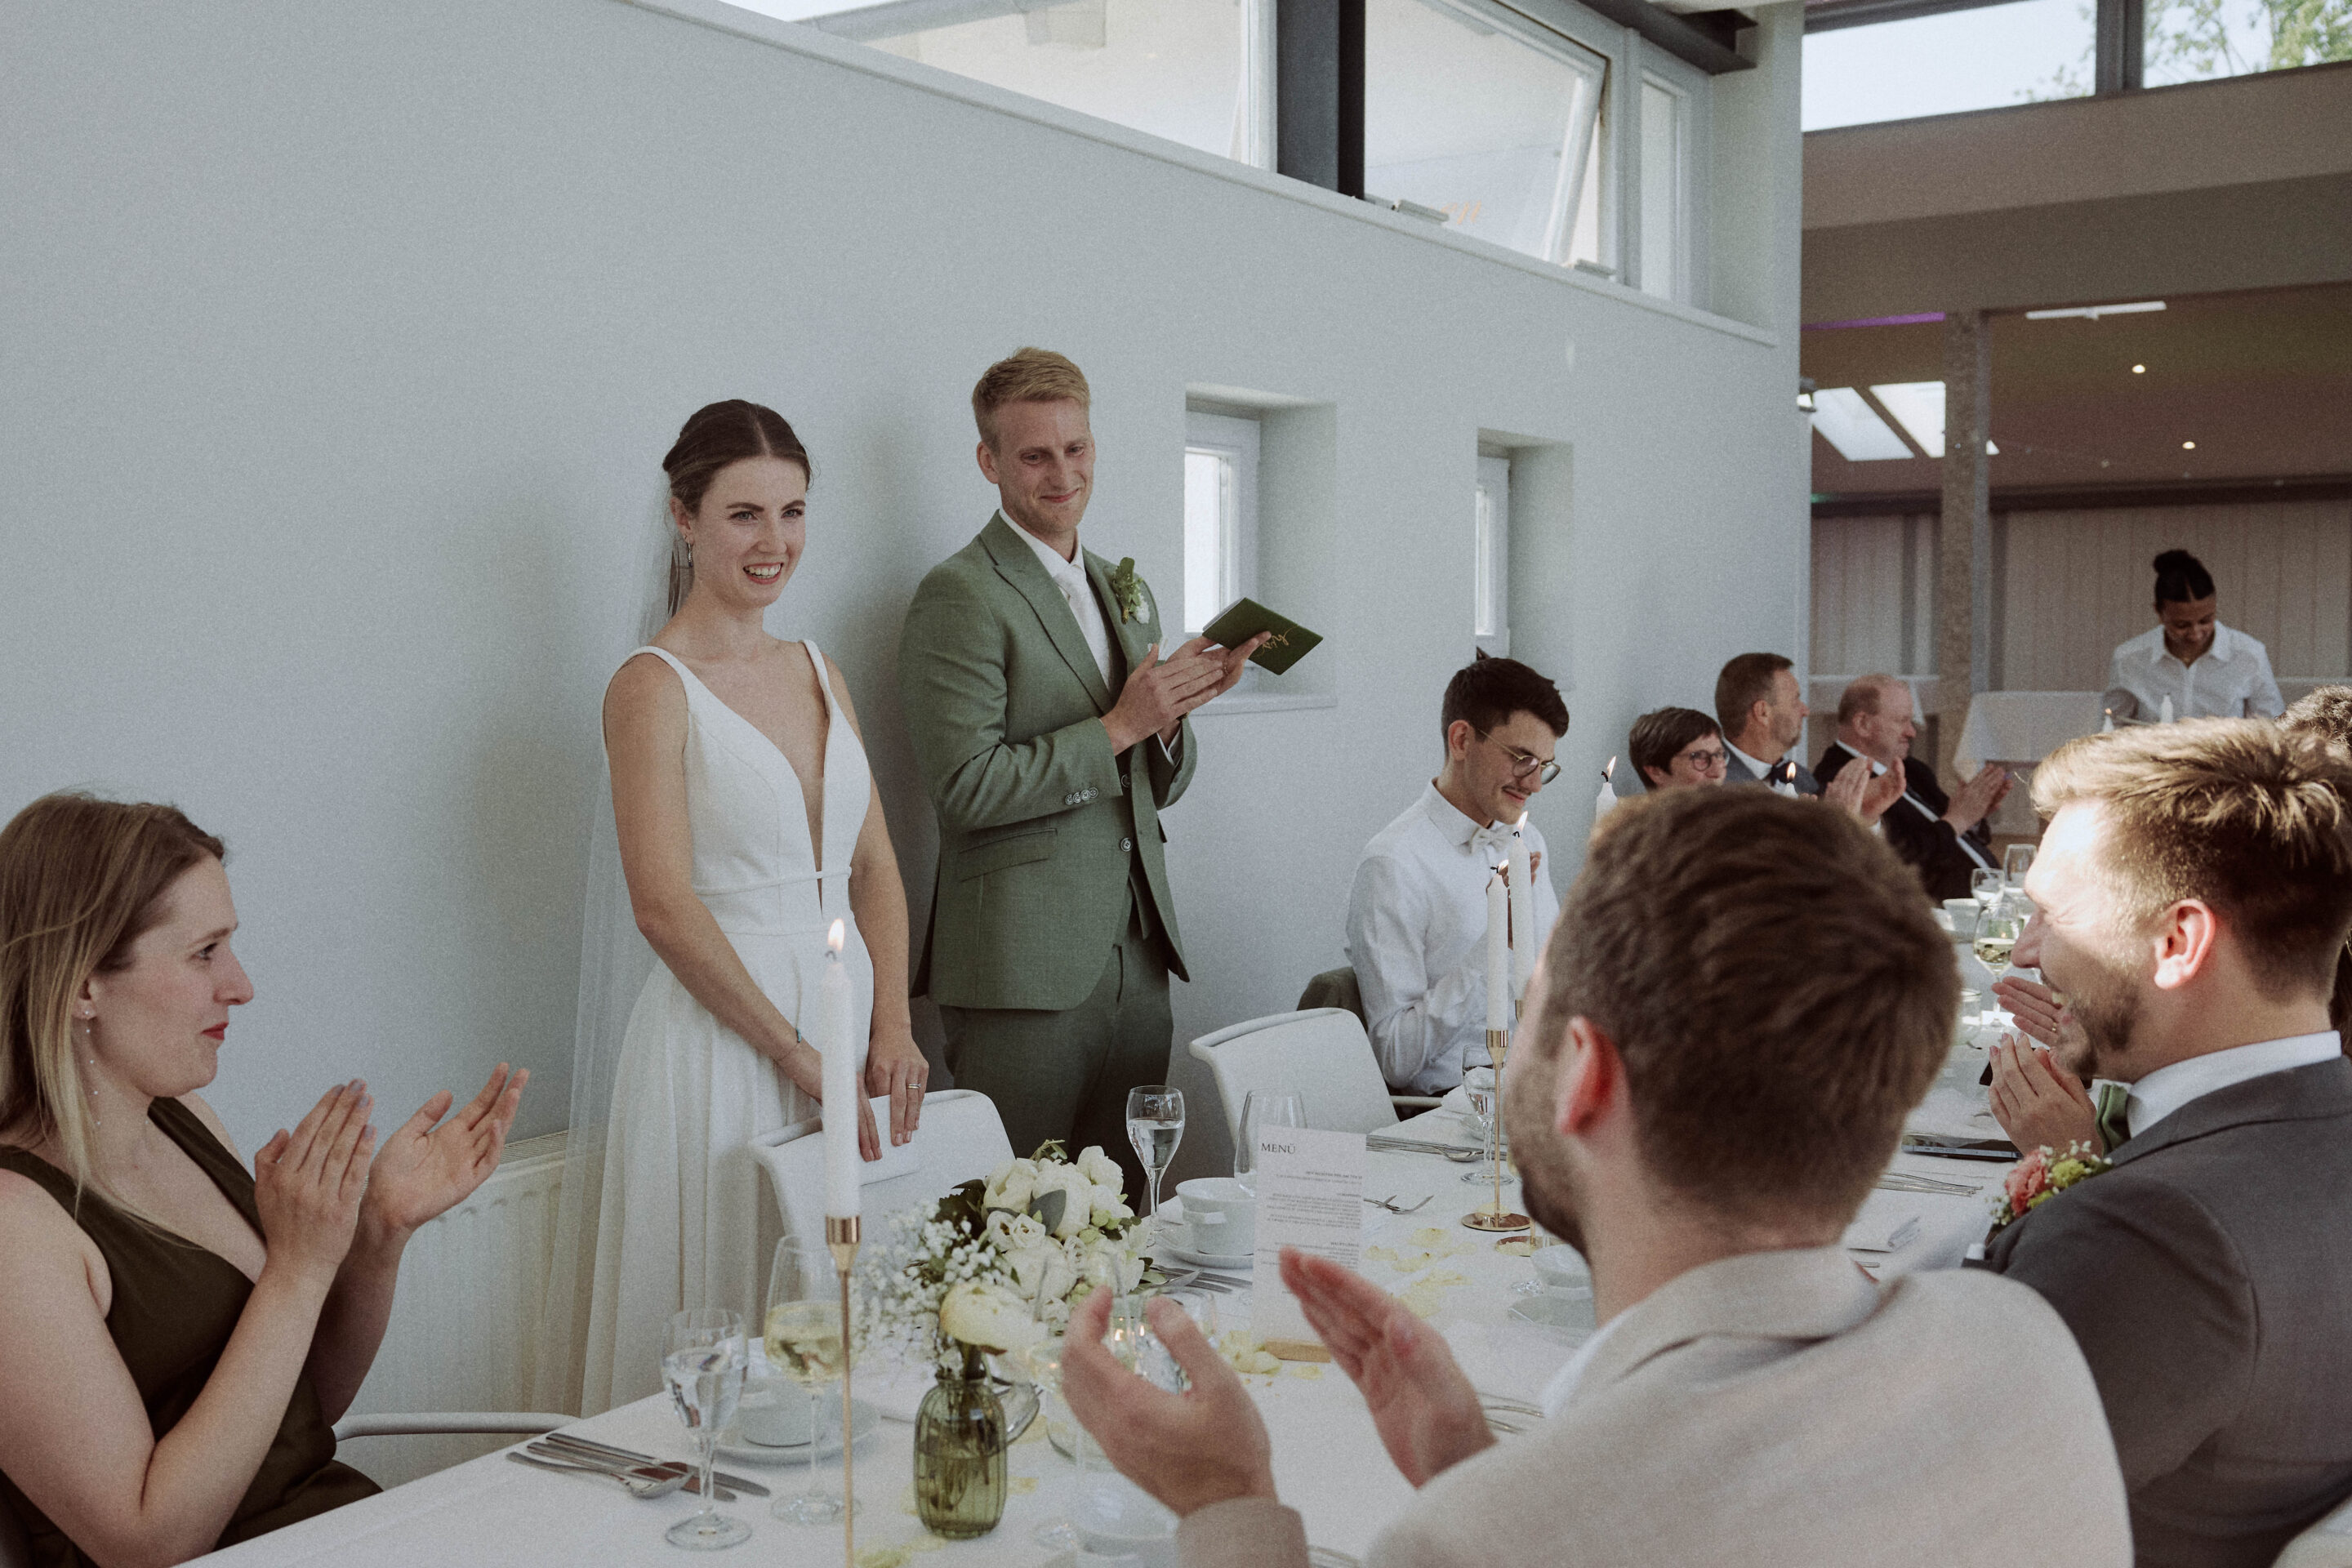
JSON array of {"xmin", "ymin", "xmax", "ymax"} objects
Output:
[{"xmin": 2153, "ymin": 549, "xmax": 2215, "ymax": 604}]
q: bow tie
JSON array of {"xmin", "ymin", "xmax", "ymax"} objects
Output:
[
  {"xmin": 1472, "ymin": 825, "xmax": 1516, "ymax": 859},
  {"xmin": 1770, "ymin": 760, "xmax": 1797, "ymax": 786}
]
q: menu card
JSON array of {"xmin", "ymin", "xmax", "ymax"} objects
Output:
[{"xmin": 1248, "ymin": 1125, "xmax": 1368, "ymax": 1361}]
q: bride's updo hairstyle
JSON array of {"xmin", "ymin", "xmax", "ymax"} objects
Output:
[
  {"xmin": 2153, "ymin": 549, "xmax": 2216, "ymax": 608},
  {"xmin": 661, "ymin": 400, "xmax": 815, "ymax": 617},
  {"xmin": 0, "ymin": 793, "xmax": 225, "ymax": 1207}
]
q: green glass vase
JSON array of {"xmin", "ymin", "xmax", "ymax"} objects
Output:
[{"xmin": 914, "ymin": 1343, "xmax": 1008, "ymax": 1539}]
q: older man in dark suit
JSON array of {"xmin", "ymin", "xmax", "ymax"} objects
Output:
[
  {"xmin": 1973, "ymin": 719, "xmax": 2352, "ymax": 1568},
  {"xmin": 1815, "ymin": 675, "xmax": 2011, "ymax": 900}
]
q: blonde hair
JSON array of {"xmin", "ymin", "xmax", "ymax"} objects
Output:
[
  {"xmin": 2032, "ymin": 719, "xmax": 2352, "ymax": 1002},
  {"xmin": 970, "ymin": 347, "xmax": 1090, "ymax": 451},
  {"xmin": 0, "ymin": 793, "xmax": 225, "ymax": 1214}
]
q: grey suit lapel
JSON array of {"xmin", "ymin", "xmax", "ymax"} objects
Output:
[
  {"xmin": 2107, "ymin": 1056, "xmax": 2352, "ymax": 1170},
  {"xmin": 980, "ymin": 512, "xmax": 1113, "ymax": 715}
]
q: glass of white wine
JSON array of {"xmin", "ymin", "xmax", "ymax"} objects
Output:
[
  {"xmin": 764, "ymin": 1239, "xmax": 849, "ymax": 1525},
  {"xmin": 1125, "ymin": 1085, "xmax": 1184, "ymax": 1218},
  {"xmin": 662, "ymin": 1308, "xmax": 749, "ymax": 1550},
  {"xmin": 1973, "ymin": 910, "xmax": 2023, "ymax": 976}
]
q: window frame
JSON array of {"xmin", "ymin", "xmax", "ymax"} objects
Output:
[
  {"xmin": 1183, "ymin": 408, "xmax": 1263, "ymax": 637},
  {"xmin": 1475, "ymin": 452, "xmax": 1512, "ymax": 657}
]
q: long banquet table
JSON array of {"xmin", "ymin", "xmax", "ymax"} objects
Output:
[{"xmin": 198, "ymin": 1108, "xmax": 2011, "ymax": 1567}]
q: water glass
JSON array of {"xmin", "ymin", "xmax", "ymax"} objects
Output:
[
  {"xmin": 1460, "ymin": 1067, "xmax": 1512, "ymax": 1186},
  {"xmin": 1019, "ymin": 1339, "xmax": 1089, "ymax": 1550},
  {"xmin": 1233, "ymin": 1090, "xmax": 1303, "ymax": 1196},
  {"xmin": 1971, "ymin": 866, "xmax": 2006, "ymax": 911},
  {"xmin": 2004, "ymin": 843, "xmax": 2036, "ymax": 890},
  {"xmin": 1125, "ymin": 1085, "xmax": 1184, "ymax": 1218},
  {"xmin": 764, "ymin": 1240, "xmax": 849, "ymax": 1525},
  {"xmin": 662, "ymin": 1309, "xmax": 750, "ymax": 1550}
]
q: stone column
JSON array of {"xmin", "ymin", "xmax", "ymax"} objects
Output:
[{"xmin": 1937, "ymin": 310, "xmax": 1993, "ymax": 781}]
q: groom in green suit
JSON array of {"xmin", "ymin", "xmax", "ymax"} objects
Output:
[{"xmin": 898, "ymin": 348, "xmax": 1263, "ymax": 1196}]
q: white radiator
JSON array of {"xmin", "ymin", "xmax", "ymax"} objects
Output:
[{"xmin": 336, "ymin": 1132, "xmax": 568, "ymax": 1488}]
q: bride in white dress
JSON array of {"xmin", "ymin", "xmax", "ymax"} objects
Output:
[{"xmin": 569, "ymin": 401, "xmax": 931, "ymax": 1413}]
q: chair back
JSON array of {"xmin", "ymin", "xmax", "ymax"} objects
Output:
[
  {"xmin": 750, "ymin": 1089, "xmax": 1015, "ymax": 1250},
  {"xmin": 1187, "ymin": 1009, "xmax": 1399, "ymax": 1147},
  {"xmin": 1295, "ymin": 966, "xmax": 1366, "ymax": 1025},
  {"xmin": 2273, "ymin": 1488, "xmax": 2352, "ymax": 1568}
]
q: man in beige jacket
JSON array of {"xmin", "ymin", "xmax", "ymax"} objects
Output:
[{"xmin": 1062, "ymin": 786, "xmax": 2132, "ymax": 1568}]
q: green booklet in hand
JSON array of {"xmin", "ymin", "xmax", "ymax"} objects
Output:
[{"xmin": 1200, "ymin": 597, "xmax": 1323, "ymax": 675}]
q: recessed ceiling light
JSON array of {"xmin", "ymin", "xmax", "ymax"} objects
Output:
[
  {"xmin": 2182, "ymin": 441, "xmax": 2197, "ymax": 450},
  {"xmin": 2132, "ymin": 364, "xmax": 2146, "ymax": 374}
]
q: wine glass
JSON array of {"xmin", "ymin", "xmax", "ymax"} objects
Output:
[
  {"xmin": 764, "ymin": 1240, "xmax": 849, "ymax": 1526},
  {"xmin": 662, "ymin": 1309, "xmax": 750, "ymax": 1550},
  {"xmin": 1971, "ymin": 866, "xmax": 2005, "ymax": 915},
  {"xmin": 1233, "ymin": 1090, "xmax": 1303, "ymax": 1196},
  {"xmin": 1459, "ymin": 1067, "xmax": 1511, "ymax": 1185},
  {"xmin": 1019, "ymin": 1338, "xmax": 1089, "ymax": 1551},
  {"xmin": 2004, "ymin": 843, "xmax": 2036, "ymax": 891},
  {"xmin": 1125, "ymin": 1085, "xmax": 1184, "ymax": 1218},
  {"xmin": 1973, "ymin": 910, "xmax": 2023, "ymax": 978}
]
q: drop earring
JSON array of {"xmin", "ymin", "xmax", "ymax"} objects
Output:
[{"xmin": 78, "ymin": 1010, "xmax": 100, "ymax": 1128}]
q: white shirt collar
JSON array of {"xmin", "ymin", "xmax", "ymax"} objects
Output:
[
  {"xmin": 2125, "ymin": 1031, "xmax": 2341, "ymax": 1137},
  {"xmin": 1723, "ymin": 739, "xmax": 1780, "ymax": 781},
  {"xmin": 1539, "ymin": 1310, "xmax": 1626, "ymax": 1418},
  {"xmin": 1419, "ymin": 781, "xmax": 1501, "ymax": 849},
  {"xmin": 1009, "ymin": 513, "xmax": 1087, "ymax": 587}
]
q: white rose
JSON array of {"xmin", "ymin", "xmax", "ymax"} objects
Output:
[
  {"xmin": 938, "ymin": 1281, "xmax": 1045, "ymax": 1353},
  {"xmin": 1075, "ymin": 1145, "xmax": 1126, "ymax": 1196},
  {"xmin": 1005, "ymin": 1245, "xmax": 1054, "ymax": 1300},
  {"xmin": 1037, "ymin": 1248, "xmax": 1079, "ymax": 1305},
  {"xmin": 1090, "ymin": 1190, "xmax": 1134, "ymax": 1227},
  {"xmin": 983, "ymin": 1209, "xmax": 1021, "ymax": 1250},
  {"xmin": 1033, "ymin": 1165, "xmax": 1094, "ymax": 1239},
  {"xmin": 1003, "ymin": 1213, "xmax": 1049, "ymax": 1250},
  {"xmin": 982, "ymin": 1158, "xmax": 1038, "ymax": 1214}
]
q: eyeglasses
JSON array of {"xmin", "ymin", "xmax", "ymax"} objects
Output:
[
  {"xmin": 1675, "ymin": 746, "xmax": 1729, "ymax": 771},
  {"xmin": 1473, "ymin": 729, "xmax": 1562, "ymax": 786}
]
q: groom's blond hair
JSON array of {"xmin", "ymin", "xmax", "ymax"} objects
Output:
[{"xmin": 972, "ymin": 348, "xmax": 1090, "ymax": 451}]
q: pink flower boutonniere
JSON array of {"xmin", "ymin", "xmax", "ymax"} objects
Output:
[{"xmin": 1989, "ymin": 1141, "xmax": 2114, "ymax": 1232}]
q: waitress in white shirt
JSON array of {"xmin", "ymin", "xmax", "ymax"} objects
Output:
[{"xmin": 2105, "ymin": 549, "xmax": 2284, "ymax": 721}]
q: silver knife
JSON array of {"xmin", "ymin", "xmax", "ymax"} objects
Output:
[
  {"xmin": 537, "ymin": 1434, "xmax": 771, "ymax": 1499},
  {"xmin": 524, "ymin": 1442, "xmax": 737, "ymax": 1503}
]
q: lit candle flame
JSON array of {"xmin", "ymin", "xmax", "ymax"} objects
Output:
[
  {"xmin": 827, "ymin": 919, "xmax": 845, "ymax": 957},
  {"xmin": 1603, "ymin": 755, "xmax": 1617, "ymax": 782}
]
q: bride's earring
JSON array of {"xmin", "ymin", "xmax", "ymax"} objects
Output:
[{"xmin": 77, "ymin": 1009, "xmax": 100, "ymax": 1127}]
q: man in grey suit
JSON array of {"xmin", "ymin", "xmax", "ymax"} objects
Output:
[
  {"xmin": 1975, "ymin": 719, "xmax": 2352, "ymax": 1568},
  {"xmin": 1058, "ymin": 787, "xmax": 2131, "ymax": 1568},
  {"xmin": 1715, "ymin": 651, "xmax": 1821, "ymax": 795},
  {"xmin": 898, "ymin": 348, "xmax": 1259, "ymax": 1196}
]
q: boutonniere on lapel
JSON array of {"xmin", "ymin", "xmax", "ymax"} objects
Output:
[
  {"xmin": 1989, "ymin": 1141, "xmax": 2113, "ymax": 1232},
  {"xmin": 1107, "ymin": 558, "xmax": 1149, "ymax": 626}
]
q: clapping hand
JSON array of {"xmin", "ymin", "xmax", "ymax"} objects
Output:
[
  {"xmin": 360, "ymin": 1065, "xmax": 527, "ymax": 1240},
  {"xmin": 1282, "ymin": 1250, "xmax": 1494, "ymax": 1486},
  {"xmin": 254, "ymin": 1080, "xmax": 378, "ymax": 1287},
  {"xmin": 1988, "ymin": 1036, "xmax": 2103, "ymax": 1155},
  {"xmin": 1824, "ymin": 760, "xmax": 1904, "ymax": 826},
  {"xmin": 1058, "ymin": 1283, "xmax": 1277, "ymax": 1517},
  {"xmin": 1944, "ymin": 765, "xmax": 2011, "ymax": 833}
]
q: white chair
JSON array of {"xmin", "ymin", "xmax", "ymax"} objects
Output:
[
  {"xmin": 1187, "ymin": 1009, "xmax": 1401, "ymax": 1148},
  {"xmin": 750, "ymin": 1089, "xmax": 1014, "ymax": 1250},
  {"xmin": 2276, "ymin": 1490, "xmax": 2352, "ymax": 1568}
]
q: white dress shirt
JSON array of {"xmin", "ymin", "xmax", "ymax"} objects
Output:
[
  {"xmin": 2123, "ymin": 1030, "xmax": 2341, "ymax": 1138},
  {"xmin": 2105, "ymin": 621, "xmax": 2284, "ymax": 720},
  {"xmin": 1345, "ymin": 784, "xmax": 1561, "ymax": 1096},
  {"xmin": 1726, "ymin": 739, "xmax": 1798, "ymax": 797},
  {"xmin": 1014, "ymin": 519, "xmax": 1114, "ymax": 685}
]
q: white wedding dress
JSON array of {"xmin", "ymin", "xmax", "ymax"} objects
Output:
[{"xmin": 576, "ymin": 641, "xmax": 875, "ymax": 1413}]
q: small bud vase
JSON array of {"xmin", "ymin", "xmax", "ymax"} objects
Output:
[{"xmin": 914, "ymin": 1343, "xmax": 1007, "ymax": 1539}]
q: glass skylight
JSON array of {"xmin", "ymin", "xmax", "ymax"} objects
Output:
[
  {"xmin": 1869, "ymin": 381, "xmax": 1947, "ymax": 458},
  {"xmin": 1809, "ymin": 387, "xmax": 1913, "ymax": 461}
]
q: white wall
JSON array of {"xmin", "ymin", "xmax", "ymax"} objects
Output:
[{"xmin": 0, "ymin": 0, "xmax": 1805, "ymax": 1176}]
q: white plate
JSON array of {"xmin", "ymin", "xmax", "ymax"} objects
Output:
[
  {"xmin": 1160, "ymin": 1241, "xmax": 1255, "ymax": 1271},
  {"xmin": 715, "ymin": 1398, "xmax": 880, "ymax": 1465}
]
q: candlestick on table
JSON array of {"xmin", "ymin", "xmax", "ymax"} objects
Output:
[
  {"xmin": 1507, "ymin": 817, "xmax": 1535, "ymax": 1003},
  {"xmin": 819, "ymin": 920, "xmax": 861, "ymax": 1566},
  {"xmin": 1485, "ymin": 870, "xmax": 1510, "ymax": 1040},
  {"xmin": 1462, "ymin": 1023, "xmax": 1530, "ymax": 1232}
]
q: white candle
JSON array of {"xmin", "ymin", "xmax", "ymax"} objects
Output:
[
  {"xmin": 821, "ymin": 919, "xmax": 860, "ymax": 1218},
  {"xmin": 1486, "ymin": 870, "xmax": 1510, "ymax": 1032},
  {"xmin": 1594, "ymin": 755, "xmax": 1619, "ymax": 824},
  {"xmin": 2101, "ymin": 707, "xmax": 2114, "ymax": 733},
  {"xmin": 1508, "ymin": 816, "xmax": 1536, "ymax": 1003},
  {"xmin": 2158, "ymin": 694, "xmax": 2175, "ymax": 724}
]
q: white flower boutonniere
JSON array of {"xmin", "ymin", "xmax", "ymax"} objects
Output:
[{"xmin": 1108, "ymin": 559, "xmax": 1148, "ymax": 625}]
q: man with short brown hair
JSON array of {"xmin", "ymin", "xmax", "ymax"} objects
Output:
[
  {"xmin": 1058, "ymin": 789, "xmax": 2129, "ymax": 1568},
  {"xmin": 1713, "ymin": 653, "xmax": 1818, "ymax": 795},
  {"xmin": 1976, "ymin": 719, "xmax": 2352, "ymax": 1568}
]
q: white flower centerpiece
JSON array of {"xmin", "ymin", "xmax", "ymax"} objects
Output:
[{"xmin": 859, "ymin": 1140, "xmax": 1152, "ymax": 1365}]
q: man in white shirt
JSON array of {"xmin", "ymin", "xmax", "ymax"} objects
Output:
[
  {"xmin": 1974, "ymin": 718, "xmax": 2352, "ymax": 1568},
  {"xmin": 1058, "ymin": 787, "xmax": 2129, "ymax": 1568},
  {"xmin": 1344, "ymin": 655, "xmax": 1566, "ymax": 1094},
  {"xmin": 2103, "ymin": 549, "xmax": 2283, "ymax": 720},
  {"xmin": 1714, "ymin": 652, "xmax": 1820, "ymax": 795}
]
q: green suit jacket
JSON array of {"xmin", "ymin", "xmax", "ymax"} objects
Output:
[{"xmin": 898, "ymin": 513, "xmax": 1196, "ymax": 1011}]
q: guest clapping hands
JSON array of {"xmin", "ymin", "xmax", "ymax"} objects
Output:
[{"xmin": 0, "ymin": 793, "xmax": 526, "ymax": 1567}]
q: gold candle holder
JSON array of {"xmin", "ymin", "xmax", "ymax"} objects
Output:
[
  {"xmin": 826, "ymin": 1214, "xmax": 862, "ymax": 1566},
  {"xmin": 1463, "ymin": 1026, "xmax": 1530, "ymax": 1232}
]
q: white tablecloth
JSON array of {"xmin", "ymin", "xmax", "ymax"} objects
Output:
[
  {"xmin": 196, "ymin": 1111, "xmax": 2007, "ymax": 1567},
  {"xmin": 1953, "ymin": 691, "xmax": 2105, "ymax": 776}
]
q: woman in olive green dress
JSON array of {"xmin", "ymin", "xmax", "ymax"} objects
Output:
[{"xmin": 0, "ymin": 793, "xmax": 527, "ymax": 1566}]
